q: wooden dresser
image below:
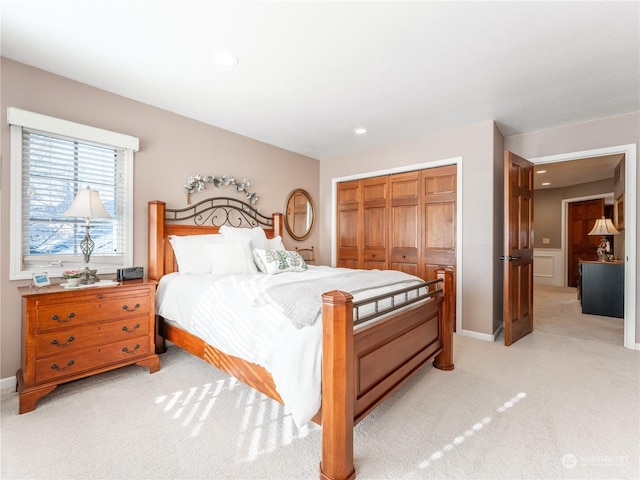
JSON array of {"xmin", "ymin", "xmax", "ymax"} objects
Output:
[
  {"xmin": 16, "ymin": 279, "xmax": 160, "ymax": 413},
  {"xmin": 578, "ymin": 260, "xmax": 625, "ymax": 318}
]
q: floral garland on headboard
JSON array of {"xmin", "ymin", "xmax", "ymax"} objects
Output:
[{"xmin": 184, "ymin": 174, "xmax": 259, "ymax": 205}]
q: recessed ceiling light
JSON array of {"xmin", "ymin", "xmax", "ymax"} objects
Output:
[
  {"xmin": 353, "ymin": 127, "xmax": 368, "ymax": 135},
  {"xmin": 214, "ymin": 50, "xmax": 239, "ymax": 67},
  {"xmin": 536, "ymin": 170, "xmax": 547, "ymax": 174},
  {"xmin": 542, "ymin": 182, "xmax": 551, "ymax": 186}
]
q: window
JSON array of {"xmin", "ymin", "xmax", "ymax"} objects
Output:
[{"xmin": 9, "ymin": 108, "xmax": 139, "ymax": 280}]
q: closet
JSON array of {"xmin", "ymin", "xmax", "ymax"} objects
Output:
[{"xmin": 337, "ymin": 165, "xmax": 457, "ymax": 316}]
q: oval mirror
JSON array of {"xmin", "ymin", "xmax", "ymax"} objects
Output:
[{"xmin": 284, "ymin": 189, "xmax": 315, "ymax": 241}]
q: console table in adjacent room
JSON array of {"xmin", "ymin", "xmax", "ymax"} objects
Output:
[{"xmin": 578, "ymin": 260, "xmax": 625, "ymax": 318}]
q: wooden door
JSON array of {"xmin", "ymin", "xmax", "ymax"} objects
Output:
[
  {"xmin": 361, "ymin": 176, "xmax": 388, "ymax": 270},
  {"xmin": 336, "ymin": 180, "xmax": 361, "ymax": 269},
  {"xmin": 567, "ymin": 199, "xmax": 604, "ymax": 287},
  {"xmin": 389, "ymin": 171, "xmax": 420, "ymax": 276},
  {"xmin": 503, "ymin": 151, "xmax": 534, "ymax": 346}
]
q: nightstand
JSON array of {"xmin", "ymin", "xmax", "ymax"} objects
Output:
[{"xmin": 16, "ymin": 279, "xmax": 160, "ymax": 413}]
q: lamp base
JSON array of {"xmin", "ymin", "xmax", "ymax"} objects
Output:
[
  {"xmin": 79, "ymin": 266, "xmax": 99, "ymax": 285},
  {"xmin": 596, "ymin": 238, "xmax": 612, "ymax": 262}
]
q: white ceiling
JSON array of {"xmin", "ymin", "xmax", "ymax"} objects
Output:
[
  {"xmin": 533, "ymin": 154, "xmax": 623, "ymax": 190},
  {"xmin": 2, "ymin": 0, "xmax": 639, "ymax": 164}
]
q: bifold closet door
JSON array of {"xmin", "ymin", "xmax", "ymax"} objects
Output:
[
  {"xmin": 389, "ymin": 171, "xmax": 421, "ymax": 276},
  {"xmin": 361, "ymin": 176, "xmax": 388, "ymax": 270},
  {"xmin": 337, "ymin": 180, "xmax": 361, "ymax": 269}
]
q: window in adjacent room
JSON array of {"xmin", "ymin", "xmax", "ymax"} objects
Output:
[{"xmin": 9, "ymin": 108, "xmax": 139, "ymax": 279}]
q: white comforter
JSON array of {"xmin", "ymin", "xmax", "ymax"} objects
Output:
[{"xmin": 156, "ymin": 265, "xmax": 424, "ymax": 427}]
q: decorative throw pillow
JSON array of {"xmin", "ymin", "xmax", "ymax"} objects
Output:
[
  {"xmin": 220, "ymin": 226, "xmax": 271, "ymax": 250},
  {"xmin": 252, "ymin": 249, "xmax": 308, "ymax": 275},
  {"xmin": 169, "ymin": 234, "xmax": 226, "ymax": 273},
  {"xmin": 206, "ymin": 240, "xmax": 258, "ymax": 275}
]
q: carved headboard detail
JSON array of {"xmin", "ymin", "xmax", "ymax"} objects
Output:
[{"xmin": 148, "ymin": 197, "xmax": 283, "ymax": 280}]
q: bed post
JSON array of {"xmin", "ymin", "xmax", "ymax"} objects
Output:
[
  {"xmin": 433, "ymin": 268, "xmax": 455, "ymax": 371},
  {"xmin": 148, "ymin": 200, "xmax": 166, "ymax": 281},
  {"xmin": 320, "ymin": 290, "xmax": 356, "ymax": 480},
  {"xmin": 272, "ymin": 212, "xmax": 283, "ymax": 238}
]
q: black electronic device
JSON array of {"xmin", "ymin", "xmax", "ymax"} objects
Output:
[{"xmin": 116, "ymin": 266, "xmax": 144, "ymax": 281}]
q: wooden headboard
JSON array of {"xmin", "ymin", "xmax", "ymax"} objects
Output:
[{"xmin": 148, "ymin": 197, "xmax": 283, "ymax": 281}]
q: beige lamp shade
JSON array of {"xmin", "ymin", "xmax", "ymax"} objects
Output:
[
  {"xmin": 588, "ymin": 217, "xmax": 620, "ymax": 236},
  {"xmin": 63, "ymin": 186, "xmax": 110, "ymax": 219}
]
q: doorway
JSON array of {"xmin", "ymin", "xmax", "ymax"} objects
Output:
[{"xmin": 530, "ymin": 144, "xmax": 637, "ymax": 349}]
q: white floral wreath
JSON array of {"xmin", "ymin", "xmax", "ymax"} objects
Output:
[{"xmin": 184, "ymin": 174, "xmax": 258, "ymax": 204}]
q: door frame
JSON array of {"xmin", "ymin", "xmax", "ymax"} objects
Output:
[{"xmin": 530, "ymin": 144, "xmax": 637, "ymax": 350}]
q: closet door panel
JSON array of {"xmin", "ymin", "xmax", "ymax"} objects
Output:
[
  {"xmin": 422, "ymin": 166, "xmax": 456, "ymax": 268},
  {"xmin": 423, "ymin": 202, "xmax": 456, "ymax": 265},
  {"xmin": 362, "ymin": 177, "xmax": 388, "ymax": 270},
  {"xmin": 337, "ymin": 180, "xmax": 362, "ymax": 268},
  {"xmin": 389, "ymin": 172, "xmax": 420, "ymax": 276}
]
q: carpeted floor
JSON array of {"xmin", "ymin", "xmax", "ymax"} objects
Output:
[{"xmin": 1, "ymin": 285, "xmax": 638, "ymax": 479}]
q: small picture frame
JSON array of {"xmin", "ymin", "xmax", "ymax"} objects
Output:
[
  {"xmin": 32, "ymin": 272, "xmax": 50, "ymax": 288},
  {"xmin": 614, "ymin": 193, "xmax": 625, "ymax": 230}
]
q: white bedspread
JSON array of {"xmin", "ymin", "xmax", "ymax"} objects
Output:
[{"xmin": 156, "ymin": 266, "xmax": 425, "ymax": 427}]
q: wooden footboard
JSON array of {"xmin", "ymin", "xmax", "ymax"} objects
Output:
[
  {"xmin": 148, "ymin": 198, "xmax": 454, "ymax": 480},
  {"xmin": 320, "ymin": 270, "xmax": 453, "ymax": 480}
]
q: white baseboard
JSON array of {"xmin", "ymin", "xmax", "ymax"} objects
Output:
[
  {"xmin": 457, "ymin": 328, "xmax": 498, "ymax": 342},
  {"xmin": 1, "ymin": 375, "xmax": 17, "ymax": 394}
]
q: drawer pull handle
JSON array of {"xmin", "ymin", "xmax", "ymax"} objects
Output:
[
  {"xmin": 51, "ymin": 336, "xmax": 75, "ymax": 347},
  {"xmin": 98, "ymin": 294, "xmax": 104, "ymax": 299},
  {"xmin": 122, "ymin": 303, "xmax": 141, "ymax": 311},
  {"xmin": 122, "ymin": 344, "xmax": 140, "ymax": 354},
  {"xmin": 122, "ymin": 324, "xmax": 141, "ymax": 333},
  {"xmin": 51, "ymin": 313, "xmax": 75, "ymax": 323},
  {"xmin": 51, "ymin": 360, "xmax": 75, "ymax": 371},
  {"xmin": 402, "ymin": 255, "xmax": 406, "ymax": 259},
  {"xmin": 371, "ymin": 254, "xmax": 376, "ymax": 257}
]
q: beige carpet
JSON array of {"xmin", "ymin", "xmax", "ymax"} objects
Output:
[{"xmin": 1, "ymin": 285, "xmax": 638, "ymax": 479}]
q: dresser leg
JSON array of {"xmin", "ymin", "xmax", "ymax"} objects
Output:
[
  {"xmin": 16, "ymin": 370, "xmax": 57, "ymax": 414},
  {"xmin": 136, "ymin": 355, "xmax": 160, "ymax": 374}
]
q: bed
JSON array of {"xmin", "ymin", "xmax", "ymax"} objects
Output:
[{"xmin": 148, "ymin": 196, "xmax": 454, "ymax": 480}]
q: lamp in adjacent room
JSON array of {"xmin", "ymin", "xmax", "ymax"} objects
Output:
[
  {"xmin": 587, "ymin": 216, "xmax": 620, "ymax": 262},
  {"xmin": 62, "ymin": 186, "xmax": 111, "ymax": 284}
]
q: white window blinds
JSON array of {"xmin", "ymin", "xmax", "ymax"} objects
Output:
[{"xmin": 21, "ymin": 129, "xmax": 127, "ymax": 266}]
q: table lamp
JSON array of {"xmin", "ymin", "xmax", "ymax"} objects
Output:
[
  {"xmin": 587, "ymin": 217, "xmax": 620, "ymax": 262},
  {"xmin": 62, "ymin": 186, "xmax": 111, "ymax": 284}
]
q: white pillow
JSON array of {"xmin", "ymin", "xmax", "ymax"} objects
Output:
[
  {"xmin": 169, "ymin": 234, "xmax": 225, "ymax": 274},
  {"xmin": 206, "ymin": 241, "xmax": 258, "ymax": 275},
  {"xmin": 267, "ymin": 235, "xmax": 286, "ymax": 251},
  {"xmin": 220, "ymin": 226, "xmax": 271, "ymax": 250},
  {"xmin": 253, "ymin": 249, "xmax": 308, "ymax": 275}
]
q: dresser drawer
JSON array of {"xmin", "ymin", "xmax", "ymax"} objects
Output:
[
  {"xmin": 36, "ymin": 318, "xmax": 150, "ymax": 357},
  {"xmin": 35, "ymin": 292, "xmax": 150, "ymax": 332},
  {"xmin": 35, "ymin": 337, "xmax": 151, "ymax": 384}
]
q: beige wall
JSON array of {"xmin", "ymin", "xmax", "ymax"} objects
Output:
[
  {"xmin": 505, "ymin": 112, "xmax": 639, "ymax": 343},
  {"xmin": 319, "ymin": 120, "xmax": 501, "ymax": 339},
  {"xmin": 492, "ymin": 122, "xmax": 505, "ymax": 335},
  {"xmin": 0, "ymin": 58, "xmax": 319, "ymax": 378}
]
